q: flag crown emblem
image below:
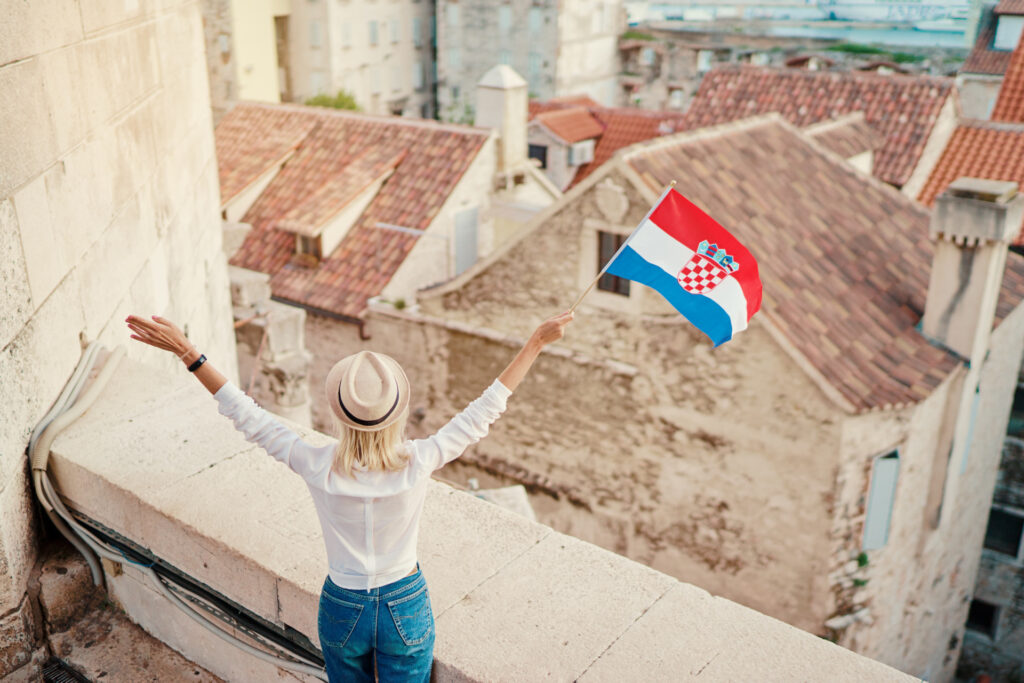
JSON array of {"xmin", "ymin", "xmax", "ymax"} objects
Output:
[{"xmin": 696, "ymin": 240, "xmax": 740, "ymax": 273}]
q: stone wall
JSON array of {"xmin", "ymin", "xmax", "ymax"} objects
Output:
[
  {"xmin": 0, "ymin": 1, "xmax": 237, "ymax": 675},
  {"xmin": 200, "ymin": 0, "xmax": 236, "ymax": 123}
]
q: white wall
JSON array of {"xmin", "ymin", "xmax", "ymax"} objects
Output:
[
  {"xmin": 995, "ymin": 15, "xmax": 1024, "ymax": 51},
  {"xmin": 0, "ymin": 2, "xmax": 237, "ymax": 674}
]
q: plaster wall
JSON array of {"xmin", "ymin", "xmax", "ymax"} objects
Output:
[
  {"xmin": 0, "ymin": 0, "xmax": 237, "ymax": 676},
  {"xmin": 527, "ymin": 125, "xmax": 574, "ymax": 191},
  {"xmin": 958, "ymin": 74, "xmax": 1002, "ymax": 121},
  {"xmin": 901, "ymin": 95, "xmax": 958, "ymax": 199},
  {"xmin": 365, "ymin": 170, "xmax": 846, "ymax": 632},
  {"xmin": 831, "ymin": 303, "xmax": 1024, "ymax": 681}
]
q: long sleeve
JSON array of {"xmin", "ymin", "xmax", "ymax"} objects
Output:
[
  {"xmin": 410, "ymin": 380, "xmax": 512, "ymax": 472},
  {"xmin": 214, "ymin": 381, "xmax": 330, "ymax": 481}
]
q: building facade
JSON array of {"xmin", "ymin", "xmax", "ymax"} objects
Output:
[
  {"xmin": 435, "ymin": 0, "xmax": 624, "ymax": 123},
  {"xmin": 356, "ymin": 118, "xmax": 1024, "ymax": 681},
  {"xmin": 285, "ymin": 0, "xmax": 437, "ymax": 117}
]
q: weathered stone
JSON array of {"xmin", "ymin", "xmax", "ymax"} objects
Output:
[
  {"xmin": 228, "ymin": 266, "xmax": 272, "ymax": 308},
  {"xmin": 0, "ymin": 597, "xmax": 36, "ymax": 677},
  {"xmin": 38, "ymin": 547, "xmax": 97, "ymax": 632}
]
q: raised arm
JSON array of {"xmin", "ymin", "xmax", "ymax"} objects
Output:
[
  {"xmin": 498, "ymin": 310, "xmax": 574, "ymax": 392},
  {"xmin": 125, "ymin": 315, "xmax": 227, "ymax": 394}
]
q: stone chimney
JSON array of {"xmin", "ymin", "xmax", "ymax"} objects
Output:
[
  {"xmin": 922, "ymin": 177, "xmax": 1023, "ymax": 362},
  {"xmin": 475, "ymin": 65, "xmax": 528, "ymax": 174}
]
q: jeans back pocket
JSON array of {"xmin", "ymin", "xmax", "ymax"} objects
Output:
[
  {"xmin": 386, "ymin": 584, "xmax": 434, "ymax": 647},
  {"xmin": 318, "ymin": 592, "xmax": 363, "ymax": 648}
]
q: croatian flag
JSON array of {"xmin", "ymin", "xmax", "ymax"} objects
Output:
[{"xmin": 604, "ymin": 188, "xmax": 761, "ymax": 346}]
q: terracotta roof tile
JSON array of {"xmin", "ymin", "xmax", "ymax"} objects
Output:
[
  {"xmin": 218, "ymin": 103, "xmax": 488, "ymax": 319},
  {"xmin": 918, "ymin": 120, "xmax": 1024, "ymax": 247},
  {"xmin": 216, "ymin": 106, "xmax": 317, "ymax": 205},
  {"xmin": 622, "ymin": 118, "xmax": 1019, "ymax": 411},
  {"xmin": 533, "ymin": 107, "xmax": 605, "ymax": 143},
  {"xmin": 573, "ymin": 108, "xmax": 688, "ymax": 186},
  {"xmin": 962, "ymin": 6, "xmax": 1014, "ymax": 75},
  {"xmin": 992, "ymin": 38, "xmax": 1024, "ymax": 121},
  {"xmin": 805, "ymin": 113, "xmax": 881, "ymax": 159},
  {"xmin": 996, "ymin": 0, "xmax": 1024, "ymax": 15},
  {"xmin": 682, "ymin": 65, "xmax": 955, "ymax": 187}
]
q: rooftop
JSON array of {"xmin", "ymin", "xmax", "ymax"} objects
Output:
[
  {"xmin": 216, "ymin": 102, "xmax": 490, "ymax": 319},
  {"xmin": 622, "ymin": 116, "xmax": 1024, "ymax": 411},
  {"xmin": 682, "ymin": 65, "xmax": 956, "ymax": 187},
  {"xmin": 804, "ymin": 113, "xmax": 881, "ymax": 160},
  {"xmin": 917, "ymin": 119, "xmax": 1024, "ymax": 247},
  {"xmin": 962, "ymin": 5, "xmax": 1013, "ymax": 76},
  {"xmin": 995, "ymin": 0, "xmax": 1024, "ymax": 15},
  {"xmin": 533, "ymin": 107, "xmax": 605, "ymax": 144}
]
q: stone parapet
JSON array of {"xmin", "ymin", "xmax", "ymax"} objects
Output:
[{"xmin": 48, "ymin": 357, "xmax": 918, "ymax": 681}]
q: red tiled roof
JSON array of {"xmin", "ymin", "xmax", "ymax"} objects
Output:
[
  {"xmin": 805, "ymin": 114, "xmax": 881, "ymax": 159},
  {"xmin": 996, "ymin": 0, "xmax": 1024, "ymax": 15},
  {"xmin": 962, "ymin": 6, "xmax": 1013, "ymax": 75},
  {"xmin": 624, "ymin": 117, "xmax": 1024, "ymax": 411},
  {"xmin": 216, "ymin": 106, "xmax": 317, "ymax": 205},
  {"xmin": 992, "ymin": 39, "xmax": 1024, "ymax": 121},
  {"xmin": 528, "ymin": 94, "xmax": 601, "ymax": 117},
  {"xmin": 918, "ymin": 120, "xmax": 1024, "ymax": 248},
  {"xmin": 533, "ymin": 107, "xmax": 605, "ymax": 143},
  {"xmin": 682, "ymin": 65, "xmax": 955, "ymax": 187},
  {"xmin": 217, "ymin": 103, "xmax": 488, "ymax": 319}
]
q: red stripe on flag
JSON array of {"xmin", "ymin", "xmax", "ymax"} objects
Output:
[{"xmin": 649, "ymin": 189, "xmax": 762, "ymax": 321}]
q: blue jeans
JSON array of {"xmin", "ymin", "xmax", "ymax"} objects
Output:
[{"xmin": 318, "ymin": 566, "xmax": 435, "ymax": 682}]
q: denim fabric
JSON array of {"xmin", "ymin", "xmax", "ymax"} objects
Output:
[{"xmin": 318, "ymin": 566, "xmax": 435, "ymax": 682}]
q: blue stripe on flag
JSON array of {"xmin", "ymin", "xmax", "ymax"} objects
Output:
[{"xmin": 606, "ymin": 246, "xmax": 734, "ymax": 346}]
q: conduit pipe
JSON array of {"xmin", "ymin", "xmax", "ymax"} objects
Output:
[{"xmin": 29, "ymin": 345, "xmax": 328, "ymax": 680}]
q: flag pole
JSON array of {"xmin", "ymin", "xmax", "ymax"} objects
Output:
[{"xmin": 568, "ymin": 181, "xmax": 676, "ymax": 313}]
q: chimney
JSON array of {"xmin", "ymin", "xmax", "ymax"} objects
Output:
[
  {"xmin": 475, "ymin": 65, "xmax": 528, "ymax": 174},
  {"xmin": 922, "ymin": 177, "xmax": 1023, "ymax": 363}
]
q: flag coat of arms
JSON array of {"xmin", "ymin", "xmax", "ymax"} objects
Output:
[{"xmin": 603, "ymin": 188, "xmax": 762, "ymax": 346}]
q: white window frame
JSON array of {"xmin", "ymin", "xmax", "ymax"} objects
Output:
[
  {"xmin": 310, "ymin": 19, "xmax": 323, "ymax": 49},
  {"xmin": 413, "ymin": 17, "xmax": 423, "ymax": 47},
  {"xmin": 369, "ymin": 20, "xmax": 379, "ymax": 46},
  {"xmin": 862, "ymin": 450, "xmax": 900, "ymax": 551},
  {"xmin": 568, "ymin": 139, "xmax": 595, "ymax": 166}
]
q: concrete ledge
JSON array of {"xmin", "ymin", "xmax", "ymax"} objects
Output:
[{"xmin": 49, "ymin": 357, "xmax": 917, "ymax": 681}]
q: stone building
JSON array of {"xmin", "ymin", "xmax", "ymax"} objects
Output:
[
  {"xmin": 215, "ymin": 67, "xmax": 559, "ymax": 429},
  {"xmin": 199, "ymin": 0, "xmax": 285, "ymax": 123},
  {"xmin": 0, "ymin": 1, "xmax": 237, "ymax": 677},
  {"xmin": 960, "ymin": 2, "xmax": 1024, "ymax": 119},
  {"xmin": 684, "ymin": 64, "xmax": 959, "ymax": 198},
  {"xmin": 357, "ymin": 115, "xmax": 1024, "ymax": 681},
  {"xmin": 284, "ymin": 0, "xmax": 437, "ymax": 117},
  {"xmin": 435, "ymin": 0, "xmax": 625, "ymax": 122}
]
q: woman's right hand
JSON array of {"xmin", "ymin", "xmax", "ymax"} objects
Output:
[{"xmin": 530, "ymin": 311, "xmax": 574, "ymax": 348}]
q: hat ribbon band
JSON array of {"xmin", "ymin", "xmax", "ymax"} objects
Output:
[{"xmin": 338, "ymin": 386, "xmax": 400, "ymax": 427}]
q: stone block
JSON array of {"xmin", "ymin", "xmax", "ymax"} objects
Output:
[
  {"xmin": 0, "ymin": 596, "xmax": 36, "ymax": 677},
  {"xmin": 12, "ymin": 171, "xmax": 68, "ymax": 307},
  {"xmin": 0, "ymin": 0, "xmax": 82, "ymax": 67},
  {"xmin": 433, "ymin": 531, "xmax": 675, "ymax": 681},
  {"xmin": 2, "ymin": 646, "xmax": 49, "ymax": 682},
  {"xmin": 0, "ymin": 199, "xmax": 32, "ymax": 351},
  {"xmin": 0, "ymin": 57, "xmax": 59, "ymax": 198},
  {"xmin": 222, "ymin": 222, "xmax": 252, "ymax": 259},
  {"xmin": 77, "ymin": 0, "xmax": 161, "ymax": 36},
  {"xmin": 419, "ymin": 483, "xmax": 550, "ymax": 615},
  {"xmin": 579, "ymin": 583, "xmax": 915, "ymax": 682},
  {"xmin": 263, "ymin": 302, "xmax": 308, "ymax": 361},
  {"xmin": 229, "ymin": 266, "xmax": 272, "ymax": 308},
  {"xmin": 38, "ymin": 547, "xmax": 97, "ymax": 632},
  {"xmin": 0, "ymin": 478, "xmax": 38, "ymax": 611}
]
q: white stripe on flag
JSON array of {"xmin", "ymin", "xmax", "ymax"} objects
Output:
[{"xmin": 628, "ymin": 219, "xmax": 749, "ymax": 334}]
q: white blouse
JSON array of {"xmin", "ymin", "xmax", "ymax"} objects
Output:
[{"xmin": 214, "ymin": 379, "xmax": 512, "ymax": 591}]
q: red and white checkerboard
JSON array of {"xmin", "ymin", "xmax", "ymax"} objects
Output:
[{"xmin": 677, "ymin": 253, "xmax": 728, "ymax": 294}]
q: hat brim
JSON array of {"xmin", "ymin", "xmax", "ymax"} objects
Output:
[{"xmin": 325, "ymin": 353, "xmax": 411, "ymax": 432}]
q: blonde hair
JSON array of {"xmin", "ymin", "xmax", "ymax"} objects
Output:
[{"xmin": 332, "ymin": 411, "xmax": 410, "ymax": 477}]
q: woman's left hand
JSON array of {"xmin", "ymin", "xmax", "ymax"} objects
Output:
[{"xmin": 126, "ymin": 315, "xmax": 193, "ymax": 357}]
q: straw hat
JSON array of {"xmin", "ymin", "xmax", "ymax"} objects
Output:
[{"xmin": 324, "ymin": 351, "xmax": 410, "ymax": 431}]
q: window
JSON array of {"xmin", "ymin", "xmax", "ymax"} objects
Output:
[
  {"xmin": 966, "ymin": 599, "xmax": 1000, "ymax": 639},
  {"xmin": 447, "ymin": 4, "xmax": 459, "ymax": 26},
  {"xmin": 310, "ymin": 71, "xmax": 327, "ymax": 94},
  {"xmin": 390, "ymin": 18, "xmax": 399, "ymax": 44},
  {"xmin": 297, "ymin": 235, "xmax": 322, "ymax": 260},
  {"xmin": 499, "ymin": 49, "xmax": 512, "ymax": 65},
  {"xmin": 413, "ymin": 17, "xmax": 423, "ymax": 47},
  {"xmin": 498, "ymin": 5, "xmax": 512, "ymax": 33},
  {"xmin": 1008, "ymin": 382, "xmax": 1024, "ymax": 437},
  {"xmin": 597, "ymin": 232, "xmax": 630, "ymax": 296},
  {"xmin": 454, "ymin": 207, "xmax": 479, "ymax": 275},
  {"xmin": 528, "ymin": 7, "xmax": 542, "ymax": 33},
  {"xmin": 641, "ymin": 47, "xmax": 656, "ymax": 66},
  {"xmin": 528, "ymin": 52, "xmax": 541, "ymax": 77},
  {"xmin": 862, "ymin": 451, "xmax": 899, "ymax": 550},
  {"xmin": 341, "ymin": 21, "xmax": 352, "ymax": 48},
  {"xmin": 983, "ymin": 507, "xmax": 1024, "ymax": 558},
  {"xmin": 528, "ymin": 144, "xmax": 547, "ymax": 169},
  {"xmin": 568, "ymin": 139, "xmax": 595, "ymax": 166},
  {"xmin": 310, "ymin": 20, "xmax": 323, "ymax": 48},
  {"xmin": 449, "ymin": 47, "xmax": 461, "ymax": 69},
  {"xmin": 369, "ymin": 20, "xmax": 379, "ymax": 46},
  {"xmin": 412, "ymin": 61, "xmax": 424, "ymax": 90}
]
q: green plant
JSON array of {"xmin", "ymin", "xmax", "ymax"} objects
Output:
[
  {"xmin": 857, "ymin": 551, "xmax": 869, "ymax": 567},
  {"xmin": 890, "ymin": 51, "xmax": 924, "ymax": 64},
  {"xmin": 853, "ymin": 578, "xmax": 869, "ymax": 587},
  {"xmin": 826, "ymin": 42, "xmax": 885, "ymax": 55},
  {"xmin": 304, "ymin": 89, "xmax": 361, "ymax": 111},
  {"xmin": 621, "ymin": 29, "xmax": 654, "ymax": 41},
  {"xmin": 393, "ymin": 298, "xmax": 407, "ymax": 310}
]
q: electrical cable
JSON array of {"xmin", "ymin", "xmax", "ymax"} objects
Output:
[{"xmin": 28, "ymin": 345, "xmax": 328, "ymax": 680}]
